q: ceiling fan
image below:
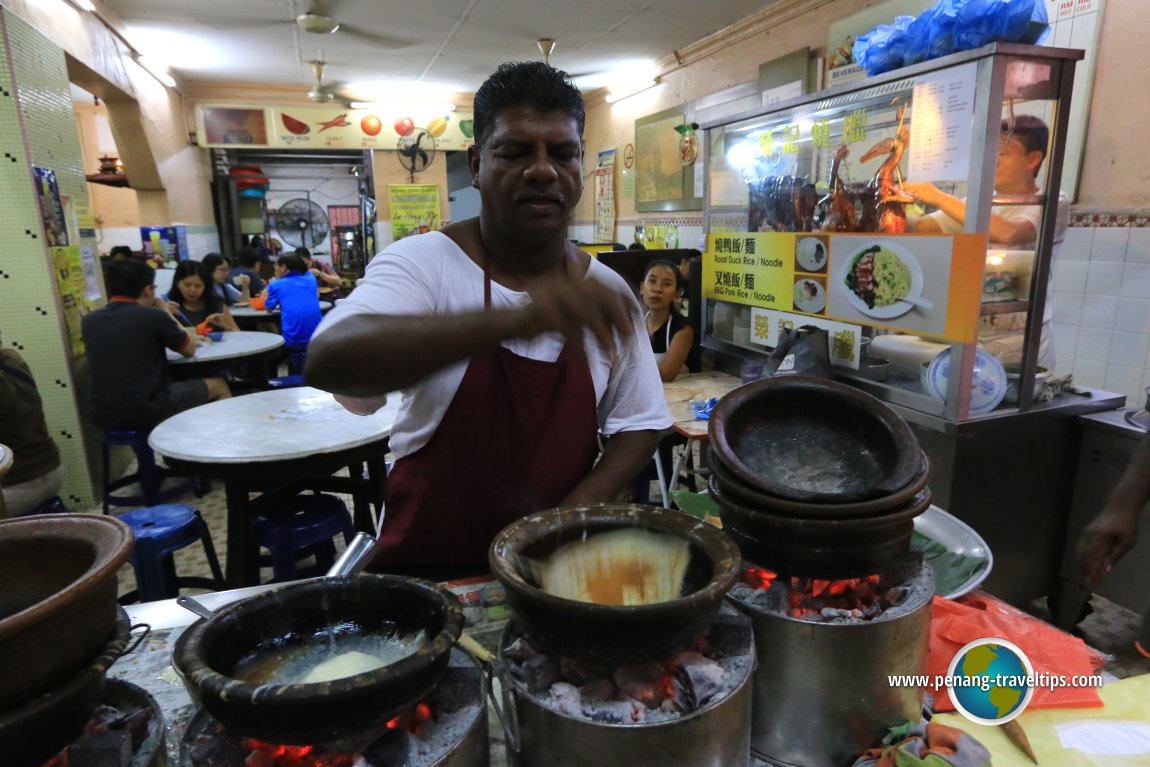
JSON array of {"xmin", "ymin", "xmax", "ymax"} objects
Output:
[
  {"xmin": 294, "ymin": 1, "xmax": 413, "ymax": 48},
  {"xmin": 307, "ymin": 59, "xmax": 350, "ymax": 105}
]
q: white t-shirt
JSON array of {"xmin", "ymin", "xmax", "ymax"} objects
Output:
[
  {"xmin": 314, "ymin": 232, "xmax": 672, "ymax": 460},
  {"xmin": 922, "ymin": 192, "xmax": 1069, "ymax": 369}
]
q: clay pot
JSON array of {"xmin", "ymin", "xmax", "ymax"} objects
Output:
[
  {"xmin": 0, "ymin": 515, "xmax": 133, "ymax": 710},
  {"xmin": 709, "ymin": 376, "xmax": 923, "ymax": 504},
  {"xmin": 0, "ymin": 609, "xmax": 131, "ymax": 767},
  {"xmin": 489, "ymin": 504, "xmax": 741, "ymax": 664},
  {"xmin": 706, "ymin": 447, "xmax": 930, "ymax": 520},
  {"xmin": 171, "ymin": 575, "xmax": 463, "ymax": 745},
  {"xmin": 710, "ymin": 478, "xmax": 931, "ymax": 579}
]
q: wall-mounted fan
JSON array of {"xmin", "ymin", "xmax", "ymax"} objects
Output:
[
  {"xmin": 275, "ymin": 198, "xmax": 330, "ymax": 249},
  {"xmin": 397, "ymin": 128, "xmax": 437, "ymax": 180}
]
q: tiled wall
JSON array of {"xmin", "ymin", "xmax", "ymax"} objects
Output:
[
  {"xmin": 1053, "ymin": 215, "xmax": 1150, "ymax": 407},
  {"xmin": 0, "ymin": 10, "xmax": 100, "ymax": 508}
]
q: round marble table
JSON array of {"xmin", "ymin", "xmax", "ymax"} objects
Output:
[
  {"xmin": 229, "ymin": 303, "xmax": 330, "ymax": 329},
  {"xmin": 165, "ymin": 330, "xmax": 284, "ymax": 365},
  {"xmin": 150, "ymin": 388, "xmax": 400, "ymax": 586}
]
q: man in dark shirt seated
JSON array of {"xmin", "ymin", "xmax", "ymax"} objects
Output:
[
  {"xmin": 82, "ymin": 261, "xmax": 231, "ymax": 431},
  {"xmin": 229, "ymin": 247, "xmax": 266, "ymax": 297}
]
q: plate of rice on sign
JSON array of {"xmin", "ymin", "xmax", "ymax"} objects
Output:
[{"xmin": 837, "ymin": 240, "xmax": 924, "ymax": 319}]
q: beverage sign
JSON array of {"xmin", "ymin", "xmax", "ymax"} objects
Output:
[{"xmin": 704, "ymin": 232, "xmax": 986, "ymax": 342}]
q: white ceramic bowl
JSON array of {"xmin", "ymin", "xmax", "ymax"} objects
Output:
[{"xmin": 920, "ymin": 347, "xmax": 1008, "ymax": 416}]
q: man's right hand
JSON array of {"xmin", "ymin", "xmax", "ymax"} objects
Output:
[
  {"xmin": 519, "ymin": 274, "xmax": 634, "ymax": 356},
  {"xmin": 1076, "ymin": 506, "xmax": 1140, "ymax": 585}
]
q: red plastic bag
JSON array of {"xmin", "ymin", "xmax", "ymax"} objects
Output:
[{"xmin": 927, "ymin": 593, "xmax": 1105, "ymax": 712}]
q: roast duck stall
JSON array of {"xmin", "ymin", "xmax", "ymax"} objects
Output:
[{"xmin": 2, "ymin": 375, "xmax": 945, "ymax": 767}]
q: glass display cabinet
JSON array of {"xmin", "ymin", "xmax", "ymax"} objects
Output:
[
  {"xmin": 701, "ymin": 42, "xmax": 1086, "ymax": 423},
  {"xmin": 698, "ymin": 43, "xmax": 1127, "ymax": 606}
]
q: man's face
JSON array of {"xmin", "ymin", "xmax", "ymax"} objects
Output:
[
  {"xmin": 469, "ymin": 106, "xmax": 584, "ymax": 236},
  {"xmin": 995, "ymin": 134, "xmax": 1042, "ymax": 189}
]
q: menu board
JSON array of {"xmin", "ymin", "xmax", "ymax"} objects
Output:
[
  {"xmin": 703, "ymin": 232, "xmax": 986, "ymax": 342},
  {"xmin": 196, "ymin": 105, "xmax": 474, "ymax": 151}
]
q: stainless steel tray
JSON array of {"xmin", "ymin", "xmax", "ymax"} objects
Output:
[{"xmin": 913, "ymin": 505, "xmax": 993, "ymax": 599}]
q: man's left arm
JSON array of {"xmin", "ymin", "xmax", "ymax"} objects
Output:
[{"xmin": 560, "ymin": 429, "xmax": 664, "ymax": 505}]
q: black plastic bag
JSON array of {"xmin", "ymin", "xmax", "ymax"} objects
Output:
[{"xmin": 767, "ymin": 325, "xmax": 833, "ymax": 379}]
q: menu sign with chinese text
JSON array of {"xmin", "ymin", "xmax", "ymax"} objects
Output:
[{"xmin": 705, "ymin": 232, "xmax": 986, "ymax": 342}]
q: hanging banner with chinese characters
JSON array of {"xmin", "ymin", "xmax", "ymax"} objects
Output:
[
  {"xmin": 594, "ymin": 149, "xmax": 616, "ymax": 243},
  {"xmin": 388, "ymin": 185, "xmax": 442, "ymax": 240},
  {"xmin": 703, "ymin": 232, "xmax": 986, "ymax": 342}
]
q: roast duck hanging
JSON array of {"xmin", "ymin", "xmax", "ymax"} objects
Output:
[{"xmin": 857, "ymin": 103, "xmax": 913, "ymax": 234}]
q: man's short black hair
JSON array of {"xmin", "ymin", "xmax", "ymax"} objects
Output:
[
  {"xmin": 278, "ymin": 253, "xmax": 307, "ymax": 274},
  {"xmin": 295, "ymin": 247, "xmax": 312, "ymax": 261},
  {"xmin": 105, "ymin": 260, "xmax": 154, "ymax": 298},
  {"xmin": 472, "ymin": 61, "xmax": 585, "ymax": 149},
  {"xmin": 109, "ymin": 245, "xmax": 133, "ymax": 260},
  {"xmin": 238, "ymin": 247, "xmax": 260, "ymax": 268},
  {"xmin": 1002, "ymin": 114, "xmax": 1049, "ymax": 163}
]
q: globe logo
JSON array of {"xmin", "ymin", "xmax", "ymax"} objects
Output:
[{"xmin": 946, "ymin": 638, "xmax": 1034, "ymax": 725}]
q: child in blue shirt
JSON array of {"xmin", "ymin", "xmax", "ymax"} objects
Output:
[{"xmin": 265, "ymin": 253, "xmax": 323, "ymax": 350}]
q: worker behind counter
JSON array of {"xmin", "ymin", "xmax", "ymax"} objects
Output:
[
  {"xmin": 306, "ymin": 61, "xmax": 671, "ymax": 574},
  {"xmin": 905, "ymin": 114, "xmax": 1068, "ymax": 370}
]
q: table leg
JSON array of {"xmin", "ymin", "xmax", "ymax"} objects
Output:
[
  {"xmin": 224, "ymin": 479, "xmax": 260, "ymax": 588},
  {"xmin": 364, "ymin": 455, "xmax": 387, "ymax": 532},
  {"xmin": 653, "ymin": 451, "xmax": 671, "ymax": 509}
]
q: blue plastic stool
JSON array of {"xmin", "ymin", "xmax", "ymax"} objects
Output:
[
  {"xmin": 252, "ymin": 494, "xmax": 355, "ymax": 582},
  {"xmin": 102, "ymin": 430, "xmax": 198, "ymax": 515},
  {"xmin": 267, "ymin": 374, "xmax": 307, "ymax": 389},
  {"xmin": 116, "ymin": 504, "xmax": 225, "ymax": 603}
]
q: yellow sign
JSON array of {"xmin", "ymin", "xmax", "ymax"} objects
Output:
[
  {"xmin": 704, "ymin": 232, "xmax": 986, "ymax": 342},
  {"xmin": 51, "ymin": 246, "xmax": 88, "ymax": 360},
  {"xmin": 388, "ymin": 185, "xmax": 442, "ymax": 240}
]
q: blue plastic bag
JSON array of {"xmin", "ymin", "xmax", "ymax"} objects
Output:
[{"xmin": 853, "ymin": 15, "xmax": 915, "ymax": 76}]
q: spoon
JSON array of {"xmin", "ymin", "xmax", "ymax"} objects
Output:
[
  {"xmin": 176, "ymin": 595, "xmax": 216, "ymax": 620},
  {"xmin": 900, "ymin": 294, "xmax": 934, "ymax": 310}
]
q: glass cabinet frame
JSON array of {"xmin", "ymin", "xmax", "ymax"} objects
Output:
[{"xmin": 699, "ymin": 43, "xmax": 1083, "ymax": 425}]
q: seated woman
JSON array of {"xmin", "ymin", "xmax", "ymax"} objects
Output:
[
  {"xmin": 202, "ymin": 253, "xmax": 250, "ymax": 307},
  {"xmin": 1, "ymin": 337, "xmax": 63, "ymax": 517},
  {"xmin": 266, "ymin": 252, "xmax": 323, "ymax": 353},
  {"xmin": 632, "ymin": 259, "xmax": 695, "ymax": 505},
  {"xmin": 164, "ymin": 260, "xmax": 239, "ymax": 332}
]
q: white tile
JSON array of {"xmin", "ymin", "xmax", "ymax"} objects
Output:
[
  {"xmin": 1052, "ymin": 322, "xmax": 1079, "ymax": 360},
  {"xmin": 1059, "ymin": 355, "xmax": 1076, "ymax": 376},
  {"xmin": 1091, "ymin": 227, "xmax": 1131, "ymax": 262},
  {"xmin": 1060, "ymin": 227, "xmax": 1092, "ymax": 261},
  {"xmin": 1076, "ymin": 327, "xmax": 1113, "ymax": 362},
  {"xmin": 1051, "ymin": 291, "xmax": 1084, "ymax": 325},
  {"xmin": 1053, "ymin": 260, "xmax": 1088, "ymax": 292},
  {"xmin": 1105, "ymin": 365, "xmax": 1144, "ymax": 402},
  {"xmin": 1080, "ymin": 295, "xmax": 1117, "ymax": 329},
  {"xmin": 1126, "ymin": 228, "xmax": 1150, "ymax": 264},
  {"xmin": 1120, "ymin": 263, "xmax": 1150, "ymax": 299},
  {"xmin": 1115, "ymin": 298, "xmax": 1150, "ymax": 333},
  {"xmin": 1108, "ymin": 331, "xmax": 1149, "ymax": 369},
  {"xmin": 1085, "ymin": 262, "xmax": 1123, "ymax": 297},
  {"xmin": 1073, "ymin": 359, "xmax": 1108, "ymax": 388}
]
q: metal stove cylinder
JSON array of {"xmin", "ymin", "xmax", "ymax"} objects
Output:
[
  {"xmin": 738, "ymin": 564, "xmax": 933, "ymax": 767},
  {"xmin": 500, "ymin": 608, "xmax": 755, "ymax": 767}
]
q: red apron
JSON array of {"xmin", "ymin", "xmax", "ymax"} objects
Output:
[{"xmin": 374, "ymin": 263, "xmax": 600, "ymax": 567}]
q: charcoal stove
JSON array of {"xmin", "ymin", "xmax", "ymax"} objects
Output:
[
  {"xmin": 728, "ymin": 556, "xmax": 933, "ymax": 767},
  {"xmin": 178, "ymin": 647, "xmax": 488, "ymax": 767},
  {"xmin": 497, "ymin": 602, "xmax": 754, "ymax": 767}
]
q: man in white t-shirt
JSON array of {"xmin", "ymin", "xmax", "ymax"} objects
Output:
[
  {"xmin": 306, "ymin": 62, "xmax": 671, "ymax": 572},
  {"xmin": 905, "ymin": 115, "xmax": 1067, "ymax": 369}
]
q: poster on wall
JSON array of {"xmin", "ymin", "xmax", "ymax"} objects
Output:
[
  {"xmin": 51, "ymin": 246, "xmax": 88, "ymax": 360},
  {"xmin": 33, "ymin": 168, "xmax": 69, "ymax": 246},
  {"xmin": 644, "ymin": 225, "xmax": 680, "ymax": 250},
  {"xmin": 703, "ymin": 232, "xmax": 986, "ymax": 342},
  {"xmin": 388, "ymin": 185, "xmax": 441, "ymax": 240},
  {"xmin": 594, "ymin": 149, "xmax": 616, "ymax": 243},
  {"xmin": 200, "ymin": 107, "xmax": 269, "ymax": 146},
  {"xmin": 79, "ymin": 245, "xmax": 102, "ymax": 301}
]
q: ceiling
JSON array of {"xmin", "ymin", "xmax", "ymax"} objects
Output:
[{"xmin": 96, "ymin": 0, "xmax": 775, "ymax": 101}]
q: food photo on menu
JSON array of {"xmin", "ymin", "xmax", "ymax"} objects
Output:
[
  {"xmin": 795, "ymin": 235, "xmax": 829, "ymax": 273},
  {"xmin": 825, "ymin": 235, "xmax": 952, "ymax": 337},
  {"xmin": 792, "ymin": 276, "xmax": 827, "ymax": 315}
]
